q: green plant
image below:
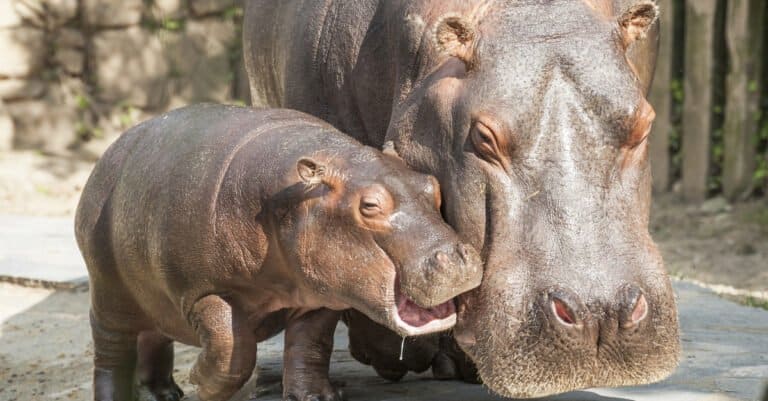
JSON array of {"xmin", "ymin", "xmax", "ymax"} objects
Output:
[
  {"xmin": 743, "ymin": 296, "xmax": 768, "ymax": 311},
  {"xmin": 161, "ymin": 18, "xmax": 184, "ymax": 31},
  {"xmin": 223, "ymin": 6, "xmax": 243, "ymax": 20},
  {"xmin": 118, "ymin": 104, "xmax": 137, "ymax": 128},
  {"xmin": 75, "ymin": 94, "xmax": 90, "ymax": 111},
  {"xmin": 671, "ymin": 79, "xmax": 684, "ymax": 103}
]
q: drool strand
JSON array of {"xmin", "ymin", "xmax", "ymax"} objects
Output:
[{"xmin": 399, "ymin": 337, "xmax": 406, "ymax": 361}]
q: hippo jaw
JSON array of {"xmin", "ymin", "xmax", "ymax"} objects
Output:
[{"xmin": 391, "ymin": 281, "xmax": 458, "ymax": 337}]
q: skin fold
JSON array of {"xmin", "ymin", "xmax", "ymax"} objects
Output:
[
  {"xmin": 75, "ymin": 104, "xmax": 482, "ymax": 401},
  {"xmin": 244, "ymin": 0, "xmax": 679, "ymax": 397}
]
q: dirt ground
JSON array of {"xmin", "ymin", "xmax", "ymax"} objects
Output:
[
  {"xmin": 650, "ymin": 194, "xmax": 768, "ymax": 298},
  {"xmin": 2, "ymin": 150, "xmax": 766, "ymax": 296}
]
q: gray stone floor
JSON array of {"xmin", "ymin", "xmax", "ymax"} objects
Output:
[
  {"xmin": 1, "ymin": 214, "xmax": 767, "ymax": 401},
  {"xmin": 0, "ymin": 214, "xmax": 85, "ymax": 284}
]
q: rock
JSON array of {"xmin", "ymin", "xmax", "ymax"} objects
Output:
[
  {"xmin": 82, "ymin": 0, "xmax": 143, "ymax": 28},
  {"xmin": 189, "ymin": 0, "xmax": 239, "ymax": 16},
  {"xmin": 699, "ymin": 196, "xmax": 732, "ymax": 214},
  {"xmin": 5, "ymin": 99, "xmax": 78, "ymax": 153},
  {"xmin": 163, "ymin": 19, "xmax": 236, "ymax": 105},
  {"xmin": 0, "ymin": 78, "xmax": 46, "ymax": 101},
  {"xmin": 55, "ymin": 48, "xmax": 83, "ymax": 75},
  {"xmin": 54, "ymin": 29, "xmax": 85, "ymax": 75},
  {"xmin": 56, "ymin": 28, "xmax": 85, "ymax": 49},
  {"xmin": 735, "ymin": 243, "xmax": 757, "ymax": 256},
  {"xmin": 150, "ymin": 0, "xmax": 187, "ymax": 19},
  {"xmin": 0, "ymin": 27, "xmax": 46, "ymax": 78},
  {"xmin": 0, "ymin": 100, "xmax": 13, "ymax": 151},
  {"xmin": 0, "ymin": 2, "xmax": 23, "ymax": 28},
  {"xmin": 11, "ymin": 0, "xmax": 78, "ymax": 28},
  {"xmin": 92, "ymin": 27, "xmax": 169, "ymax": 109},
  {"xmin": 4, "ymin": 77, "xmax": 88, "ymax": 154}
]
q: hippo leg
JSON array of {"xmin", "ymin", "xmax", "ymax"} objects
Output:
[
  {"xmin": 282, "ymin": 308, "xmax": 344, "ymax": 401},
  {"xmin": 136, "ymin": 331, "xmax": 183, "ymax": 401},
  {"xmin": 90, "ymin": 310, "xmax": 138, "ymax": 401},
  {"xmin": 189, "ymin": 295, "xmax": 257, "ymax": 401},
  {"xmin": 430, "ymin": 335, "xmax": 481, "ymax": 384},
  {"xmin": 343, "ymin": 310, "xmax": 438, "ymax": 382}
]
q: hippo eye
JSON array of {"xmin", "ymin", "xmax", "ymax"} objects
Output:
[
  {"xmin": 470, "ymin": 121, "xmax": 503, "ymax": 164},
  {"xmin": 359, "ymin": 196, "xmax": 383, "ymax": 218}
]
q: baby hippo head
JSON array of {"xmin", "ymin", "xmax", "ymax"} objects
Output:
[{"xmin": 281, "ymin": 145, "xmax": 482, "ymax": 337}]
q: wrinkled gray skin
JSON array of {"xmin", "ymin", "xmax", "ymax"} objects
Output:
[{"xmin": 244, "ymin": 0, "xmax": 680, "ymax": 397}]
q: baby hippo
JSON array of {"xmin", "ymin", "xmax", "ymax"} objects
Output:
[{"xmin": 75, "ymin": 104, "xmax": 482, "ymax": 401}]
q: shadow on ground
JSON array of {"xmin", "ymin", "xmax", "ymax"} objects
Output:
[{"xmin": 0, "ymin": 282, "xmax": 766, "ymax": 401}]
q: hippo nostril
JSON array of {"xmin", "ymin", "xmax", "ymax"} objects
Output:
[
  {"xmin": 551, "ymin": 297, "xmax": 577, "ymax": 326},
  {"xmin": 627, "ymin": 293, "xmax": 648, "ymax": 327},
  {"xmin": 620, "ymin": 285, "xmax": 649, "ymax": 328}
]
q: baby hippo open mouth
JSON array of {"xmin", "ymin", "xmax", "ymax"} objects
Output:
[
  {"xmin": 394, "ymin": 281, "xmax": 457, "ymax": 332},
  {"xmin": 386, "ymin": 241, "xmax": 481, "ymax": 337}
]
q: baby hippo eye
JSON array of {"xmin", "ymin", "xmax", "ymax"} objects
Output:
[
  {"xmin": 357, "ymin": 185, "xmax": 394, "ymax": 223},
  {"xmin": 360, "ymin": 196, "xmax": 383, "ymax": 217}
]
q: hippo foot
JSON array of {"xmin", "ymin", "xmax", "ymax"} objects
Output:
[
  {"xmin": 135, "ymin": 378, "xmax": 184, "ymax": 401},
  {"xmin": 373, "ymin": 366, "xmax": 407, "ymax": 382},
  {"xmin": 431, "ymin": 351, "xmax": 481, "ymax": 384},
  {"xmin": 283, "ymin": 382, "xmax": 345, "ymax": 401},
  {"xmin": 431, "ymin": 352, "xmax": 458, "ymax": 380}
]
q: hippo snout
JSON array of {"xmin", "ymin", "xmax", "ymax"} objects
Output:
[
  {"xmin": 399, "ymin": 242, "xmax": 483, "ymax": 309},
  {"xmin": 543, "ymin": 284, "xmax": 650, "ymax": 346},
  {"xmin": 455, "ymin": 273, "xmax": 680, "ymax": 398}
]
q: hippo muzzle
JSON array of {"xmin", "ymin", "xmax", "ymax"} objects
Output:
[{"xmin": 392, "ymin": 242, "xmax": 482, "ymax": 336}]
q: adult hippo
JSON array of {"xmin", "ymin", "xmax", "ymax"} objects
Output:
[{"xmin": 243, "ymin": 0, "xmax": 680, "ymax": 397}]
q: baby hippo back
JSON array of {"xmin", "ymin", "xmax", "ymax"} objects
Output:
[{"xmin": 76, "ymin": 104, "xmax": 355, "ymax": 318}]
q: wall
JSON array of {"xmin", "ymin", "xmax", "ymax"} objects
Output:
[{"xmin": 0, "ymin": 0, "xmax": 249, "ymax": 158}]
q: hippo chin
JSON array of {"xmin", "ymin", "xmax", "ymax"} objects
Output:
[{"xmin": 244, "ymin": 0, "xmax": 680, "ymax": 397}]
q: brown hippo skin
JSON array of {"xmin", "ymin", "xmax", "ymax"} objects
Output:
[
  {"xmin": 244, "ymin": 0, "xmax": 679, "ymax": 398},
  {"xmin": 74, "ymin": 104, "xmax": 482, "ymax": 401}
]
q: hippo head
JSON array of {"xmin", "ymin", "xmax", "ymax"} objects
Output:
[
  {"xmin": 281, "ymin": 146, "xmax": 482, "ymax": 337},
  {"xmin": 383, "ymin": 0, "xmax": 679, "ymax": 397}
]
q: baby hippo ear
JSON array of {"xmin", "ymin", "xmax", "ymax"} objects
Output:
[
  {"xmin": 297, "ymin": 157, "xmax": 326, "ymax": 187},
  {"xmin": 618, "ymin": 1, "xmax": 659, "ymax": 44}
]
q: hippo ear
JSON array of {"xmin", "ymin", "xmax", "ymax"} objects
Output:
[
  {"xmin": 434, "ymin": 14, "xmax": 475, "ymax": 68},
  {"xmin": 297, "ymin": 157, "xmax": 326, "ymax": 187},
  {"xmin": 618, "ymin": 1, "xmax": 659, "ymax": 44}
]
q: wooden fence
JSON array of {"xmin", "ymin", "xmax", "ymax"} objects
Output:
[{"xmin": 649, "ymin": 0, "xmax": 768, "ymax": 202}]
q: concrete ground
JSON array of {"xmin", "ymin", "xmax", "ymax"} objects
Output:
[{"xmin": 1, "ymin": 214, "xmax": 767, "ymax": 401}]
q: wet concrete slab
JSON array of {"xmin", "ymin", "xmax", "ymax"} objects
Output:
[{"xmin": 0, "ymin": 215, "xmax": 766, "ymax": 400}]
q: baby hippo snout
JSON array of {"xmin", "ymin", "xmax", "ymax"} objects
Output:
[{"xmin": 400, "ymin": 243, "xmax": 483, "ymax": 309}]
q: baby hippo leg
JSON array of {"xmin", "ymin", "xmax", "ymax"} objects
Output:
[
  {"xmin": 91, "ymin": 311, "xmax": 138, "ymax": 401},
  {"xmin": 283, "ymin": 309, "xmax": 344, "ymax": 401},
  {"xmin": 136, "ymin": 331, "xmax": 184, "ymax": 401},
  {"xmin": 189, "ymin": 295, "xmax": 257, "ymax": 401}
]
